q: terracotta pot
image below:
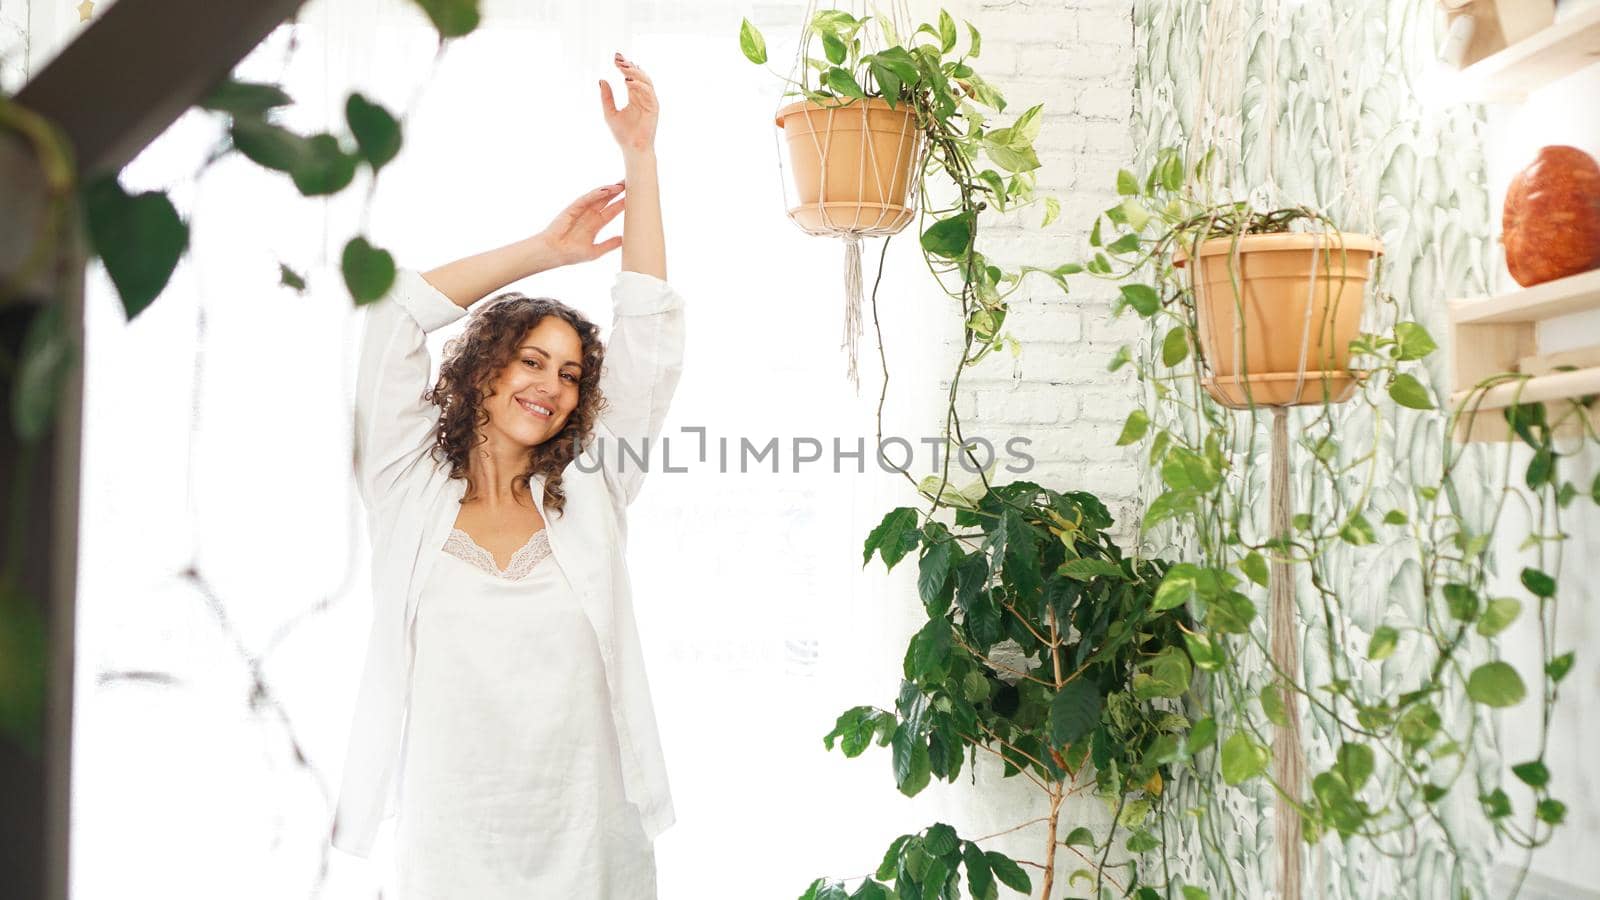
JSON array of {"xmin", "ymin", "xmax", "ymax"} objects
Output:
[
  {"xmin": 1203, "ymin": 371, "xmax": 1364, "ymax": 408},
  {"xmin": 1174, "ymin": 232, "xmax": 1383, "ymax": 408},
  {"xmin": 775, "ymin": 97, "xmax": 922, "ymax": 236}
]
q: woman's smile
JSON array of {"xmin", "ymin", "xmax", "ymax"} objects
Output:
[{"xmin": 517, "ymin": 397, "xmax": 555, "ymax": 419}]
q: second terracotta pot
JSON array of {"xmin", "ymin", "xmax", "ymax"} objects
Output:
[
  {"xmin": 1175, "ymin": 232, "xmax": 1383, "ymax": 386},
  {"xmin": 775, "ymin": 97, "xmax": 923, "ymax": 236}
]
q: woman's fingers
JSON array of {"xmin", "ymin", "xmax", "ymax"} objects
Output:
[
  {"xmin": 614, "ymin": 54, "xmax": 652, "ymax": 87},
  {"xmin": 598, "ymin": 78, "xmax": 618, "ymax": 116},
  {"xmin": 595, "ymin": 196, "xmax": 626, "ymax": 226},
  {"xmin": 589, "ymin": 235, "xmax": 624, "ymax": 259}
]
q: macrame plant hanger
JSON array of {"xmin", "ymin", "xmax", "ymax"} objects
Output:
[{"xmin": 773, "ymin": 0, "xmax": 926, "ymax": 388}]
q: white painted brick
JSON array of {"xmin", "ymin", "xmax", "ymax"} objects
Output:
[
  {"xmin": 976, "ymin": 383, "xmax": 1078, "ymax": 424},
  {"xmin": 944, "ymin": 0, "xmax": 1139, "ymax": 511},
  {"xmin": 1017, "ymin": 44, "xmax": 1126, "ymax": 80},
  {"xmin": 1075, "ymin": 84, "xmax": 1131, "ymax": 120}
]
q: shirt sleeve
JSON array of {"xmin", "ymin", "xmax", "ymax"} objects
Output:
[
  {"xmin": 353, "ymin": 268, "xmax": 468, "ymax": 506},
  {"xmin": 596, "ymin": 270, "xmax": 687, "ymax": 508}
]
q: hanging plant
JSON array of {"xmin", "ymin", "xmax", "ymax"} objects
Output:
[
  {"xmin": 739, "ymin": 5, "xmax": 1078, "ymax": 385},
  {"xmin": 1065, "ymin": 147, "xmax": 1592, "ymax": 896}
]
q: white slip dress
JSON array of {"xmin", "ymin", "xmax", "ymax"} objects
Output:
[{"xmin": 394, "ymin": 525, "xmax": 657, "ymax": 899}]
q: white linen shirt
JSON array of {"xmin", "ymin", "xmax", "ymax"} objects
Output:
[{"xmin": 329, "ymin": 266, "xmax": 685, "ymax": 858}]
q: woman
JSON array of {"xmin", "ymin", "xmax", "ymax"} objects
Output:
[{"xmin": 329, "ymin": 53, "xmax": 681, "ymax": 899}]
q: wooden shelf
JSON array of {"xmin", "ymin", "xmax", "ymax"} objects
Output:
[
  {"xmin": 1457, "ymin": 3, "xmax": 1600, "ymax": 102},
  {"xmin": 1449, "ymin": 268, "xmax": 1600, "ymax": 441},
  {"xmin": 1449, "ymin": 268, "xmax": 1600, "ymax": 324}
]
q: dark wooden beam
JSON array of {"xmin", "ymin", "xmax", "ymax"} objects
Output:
[
  {"xmin": 5, "ymin": 2, "xmax": 307, "ymax": 897},
  {"xmin": 15, "ymin": 0, "xmax": 310, "ymax": 178}
]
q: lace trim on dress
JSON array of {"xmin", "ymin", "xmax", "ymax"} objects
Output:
[{"xmin": 443, "ymin": 528, "xmax": 552, "ymax": 580}]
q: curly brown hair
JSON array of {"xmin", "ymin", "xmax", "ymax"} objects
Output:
[{"xmin": 425, "ymin": 292, "xmax": 606, "ymax": 517}]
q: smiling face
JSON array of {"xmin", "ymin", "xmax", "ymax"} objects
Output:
[{"xmin": 481, "ymin": 316, "xmax": 586, "ymax": 449}]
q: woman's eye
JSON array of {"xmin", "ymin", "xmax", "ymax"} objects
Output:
[
  {"xmin": 562, "ymin": 373, "xmax": 578, "ymax": 383},
  {"xmin": 523, "ymin": 359, "xmax": 539, "ymax": 368}
]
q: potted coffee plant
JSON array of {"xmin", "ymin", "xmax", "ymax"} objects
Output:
[{"xmin": 806, "ymin": 482, "xmax": 1197, "ymax": 900}]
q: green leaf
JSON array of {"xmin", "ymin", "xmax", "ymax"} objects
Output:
[
  {"xmin": 1511, "ymin": 759, "xmax": 1550, "ymax": 788},
  {"xmin": 1547, "ymin": 652, "xmax": 1575, "ymax": 682},
  {"xmin": 1120, "ymin": 283, "xmax": 1161, "ymax": 317},
  {"xmin": 1057, "ymin": 558, "xmax": 1124, "ymax": 580},
  {"xmin": 1481, "ymin": 788, "xmax": 1512, "ymax": 818},
  {"xmin": 1520, "ymin": 567, "xmax": 1555, "ymax": 598},
  {"xmin": 924, "ymin": 822, "xmax": 959, "ymax": 857},
  {"xmin": 891, "ymin": 723, "xmax": 932, "ymax": 795},
  {"xmin": 921, "ymin": 212, "xmax": 974, "ymax": 259},
  {"xmin": 1476, "ymin": 597, "xmax": 1521, "ymax": 637},
  {"xmin": 1443, "ymin": 583, "xmax": 1480, "ymax": 621},
  {"xmin": 937, "ymin": 10, "xmax": 957, "ymax": 51},
  {"xmin": 1041, "ymin": 196, "xmax": 1060, "ymax": 227},
  {"xmin": 984, "ymin": 852, "xmax": 1031, "ymax": 893},
  {"xmin": 1393, "ymin": 321, "xmax": 1438, "ymax": 361},
  {"xmin": 1161, "ymin": 327, "xmax": 1189, "ymax": 366},
  {"xmin": 1206, "ymin": 591, "xmax": 1256, "ymax": 633},
  {"xmin": 1466, "ymin": 661, "xmax": 1526, "ymax": 707},
  {"xmin": 966, "ymin": 21, "xmax": 983, "ymax": 57},
  {"xmin": 289, "ymin": 133, "xmax": 359, "ymax": 196},
  {"xmin": 1133, "ymin": 646, "xmax": 1192, "ymax": 700},
  {"xmin": 1116, "ymin": 409, "xmax": 1149, "ymax": 446},
  {"xmin": 904, "ymin": 618, "xmax": 952, "ymax": 681},
  {"xmin": 11, "ymin": 304, "xmax": 76, "ymax": 442},
  {"xmin": 1125, "ymin": 829, "xmax": 1160, "ymax": 853},
  {"xmin": 1339, "ymin": 513, "xmax": 1376, "ymax": 546},
  {"xmin": 1259, "ymin": 683, "xmax": 1287, "ymax": 726},
  {"xmin": 1187, "ymin": 716, "xmax": 1218, "ymax": 752},
  {"xmin": 1368, "ymin": 625, "xmax": 1399, "ymax": 660},
  {"xmin": 346, "ymin": 93, "xmax": 403, "ymax": 172},
  {"xmin": 1240, "ymin": 552, "xmax": 1269, "ymax": 588},
  {"xmin": 917, "ymin": 538, "xmax": 956, "ymax": 614},
  {"xmin": 1048, "ymin": 678, "xmax": 1102, "ymax": 748},
  {"xmin": 822, "ymin": 32, "xmax": 847, "ymax": 65},
  {"xmin": 1107, "ymin": 231, "xmax": 1141, "ymax": 254},
  {"xmin": 341, "ymin": 235, "xmax": 396, "ymax": 305},
  {"xmin": 962, "ymin": 842, "xmax": 996, "ymax": 900},
  {"xmin": 1382, "ymin": 509, "xmax": 1408, "ymax": 526},
  {"xmin": 1388, "ymin": 372, "xmax": 1434, "ymax": 410},
  {"xmin": 1116, "ymin": 169, "xmax": 1139, "ymax": 195},
  {"xmin": 823, "ymin": 706, "xmax": 894, "ymax": 757},
  {"xmin": 278, "ymin": 263, "xmax": 307, "ymax": 293},
  {"xmin": 82, "ymin": 175, "xmax": 188, "ymax": 320},
  {"xmin": 738, "ymin": 18, "xmax": 768, "ymax": 64},
  {"xmin": 1526, "ymin": 448, "xmax": 1554, "ymax": 490},
  {"xmin": 414, "ymin": 0, "xmax": 481, "ymax": 38},
  {"xmin": 1152, "ymin": 563, "xmax": 1200, "ymax": 611},
  {"xmin": 1063, "ymin": 826, "xmax": 1095, "ymax": 848},
  {"xmin": 1336, "ymin": 742, "xmax": 1375, "ymax": 790},
  {"xmin": 864, "ymin": 507, "xmax": 921, "ymax": 568},
  {"xmin": 1220, "ymin": 732, "xmax": 1269, "ymax": 785},
  {"xmin": 199, "ymin": 79, "xmax": 292, "ymax": 116},
  {"xmin": 825, "ymin": 67, "xmax": 867, "ymax": 99},
  {"xmin": 1536, "ymin": 798, "xmax": 1567, "ymax": 825}
]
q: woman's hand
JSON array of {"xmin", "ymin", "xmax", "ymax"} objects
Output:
[
  {"xmin": 598, "ymin": 52, "xmax": 658, "ymax": 156},
  {"xmin": 532, "ymin": 182, "xmax": 628, "ymax": 268}
]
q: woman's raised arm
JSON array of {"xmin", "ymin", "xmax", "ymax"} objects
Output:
[{"xmin": 594, "ymin": 53, "xmax": 684, "ymax": 507}]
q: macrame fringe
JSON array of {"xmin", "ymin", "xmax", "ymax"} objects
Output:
[
  {"xmin": 841, "ymin": 233, "xmax": 864, "ymax": 390},
  {"xmin": 1270, "ymin": 408, "xmax": 1306, "ymax": 900}
]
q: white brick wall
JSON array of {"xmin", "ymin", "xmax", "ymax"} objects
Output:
[{"xmin": 937, "ymin": 0, "xmax": 1144, "ymax": 538}]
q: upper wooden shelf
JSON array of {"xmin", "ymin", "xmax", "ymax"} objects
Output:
[
  {"xmin": 1449, "ymin": 268, "xmax": 1600, "ymax": 325},
  {"xmin": 1457, "ymin": 3, "xmax": 1600, "ymax": 102}
]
